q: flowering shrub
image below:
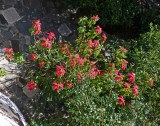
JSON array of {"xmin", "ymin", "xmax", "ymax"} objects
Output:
[{"xmin": 4, "ymin": 16, "xmax": 154, "ymax": 125}]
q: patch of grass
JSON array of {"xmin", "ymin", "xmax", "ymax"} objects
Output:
[
  {"xmin": 30, "ymin": 117, "xmax": 69, "ymax": 126},
  {"xmin": 0, "ymin": 67, "xmax": 6, "ymax": 77}
]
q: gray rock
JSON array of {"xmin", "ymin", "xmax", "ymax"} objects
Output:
[
  {"xmin": 2, "ymin": 0, "xmax": 17, "ymax": 5},
  {"xmin": 16, "ymin": 78, "xmax": 24, "ymax": 87},
  {"xmin": 15, "ymin": 19, "xmax": 31, "ymax": 35},
  {"xmin": 58, "ymin": 23, "xmax": 72, "ymax": 37},
  {"xmin": 5, "ymin": 74, "xmax": 18, "ymax": 80},
  {"xmin": 0, "ymin": 76, "xmax": 6, "ymax": 83},
  {"xmin": 0, "ymin": 34, "xmax": 7, "ymax": 44},
  {"xmin": 4, "ymin": 79, "xmax": 17, "ymax": 87},
  {"xmin": 22, "ymin": 0, "xmax": 30, "ymax": 7},
  {"xmin": 0, "ymin": 83, "xmax": 5, "ymax": 89},
  {"xmin": 9, "ymin": 26, "xmax": 19, "ymax": 36},
  {"xmin": 0, "ymin": 92, "xmax": 27, "ymax": 126},
  {"xmin": 8, "ymin": 63, "xmax": 18, "ymax": 70},
  {"xmin": 24, "ymin": 36, "xmax": 31, "ymax": 45},
  {"xmin": 1, "ymin": 7, "xmax": 21, "ymax": 24},
  {"xmin": 11, "ymin": 40, "xmax": 20, "ymax": 52},
  {"xmin": 0, "ymin": 30, "xmax": 13, "ymax": 40},
  {"xmin": 0, "ymin": 52, "xmax": 4, "ymax": 58},
  {"xmin": 3, "ymin": 65, "xmax": 11, "ymax": 71},
  {"xmin": 30, "ymin": 0, "xmax": 42, "ymax": 9},
  {"xmin": 22, "ymin": 44, "xmax": 29, "ymax": 52},
  {"xmin": 23, "ymin": 85, "xmax": 40, "ymax": 98},
  {"xmin": 0, "ymin": 58, "xmax": 9, "ymax": 65},
  {"xmin": 3, "ymin": 40, "xmax": 12, "ymax": 47},
  {"xmin": 0, "ymin": 14, "xmax": 7, "ymax": 25}
]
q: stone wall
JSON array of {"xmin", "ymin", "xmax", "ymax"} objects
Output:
[{"xmin": 0, "ymin": 0, "xmax": 77, "ymax": 124}]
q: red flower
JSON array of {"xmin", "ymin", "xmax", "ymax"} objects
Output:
[
  {"xmin": 91, "ymin": 15, "xmax": 99, "ymax": 21},
  {"xmin": 88, "ymin": 49, "xmax": 92, "ymax": 54},
  {"xmin": 124, "ymin": 82, "xmax": 130, "ymax": 88},
  {"xmin": 69, "ymin": 57, "xmax": 76, "ymax": 67},
  {"xmin": 115, "ymin": 70, "xmax": 123, "ymax": 84},
  {"xmin": 30, "ymin": 53, "xmax": 37, "ymax": 61},
  {"xmin": 27, "ymin": 81, "xmax": 37, "ymax": 91},
  {"xmin": 33, "ymin": 20, "xmax": 41, "ymax": 28},
  {"xmin": 128, "ymin": 72, "xmax": 135, "ymax": 83},
  {"xmin": 120, "ymin": 47, "xmax": 127, "ymax": 53},
  {"xmin": 93, "ymin": 40, "xmax": 100, "ymax": 49},
  {"xmin": 47, "ymin": 32, "xmax": 56, "ymax": 41},
  {"xmin": 88, "ymin": 66, "xmax": 101, "ymax": 79},
  {"xmin": 33, "ymin": 20, "xmax": 41, "ymax": 35},
  {"xmin": 102, "ymin": 33, "xmax": 107, "ymax": 42},
  {"xmin": 41, "ymin": 38, "xmax": 51, "ymax": 49},
  {"xmin": 96, "ymin": 25, "xmax": 102, "ymax": 34},
  {"xmin": 132, "ymin": 84, "xmax": 139, "ymax": 97},
  {"xmin": 61, "ymin": 44, "xmax": 71, "ymax": 56},
  {"xmin": 61, "ymin": 44, "xmax": 68, "ymax": 53},
  {"xmin": 3, "ymin": 48, "xmax": 13, "ymax": 53},
  {"xmin": 66, "ymin": 82, "xmax": 73, "ymax": 89},
  {"xmin": 76, "ymin": 55, "xmax": 84, "ymax": 66},
  {"xmin": 3, "ymin": 48, "xmax": 14, "ymax": 60},
  {"xmin": 121, "ymin": 60, "xmax": 128, "ymax": 71},
  {"xmin": 77, "ymin": 72, "xmax": 84, "ymax": 83},
  {"xmin": 52, "ymin": 82, "xmax": 63, "ymax": 92},
  {"xmin": 118, "ymin": 95, "xmax": 125, "ymax": 107},
  {"xmin": 38, "ymin": 60, "xmax": 45, "ymax": 68},
  {"xmin": 87, "ymin": 40, "xmax": 93, "ymax": 48},
  {"xmin": 56, "ymin": 65, "xmax": 66, "ymax": 77},
  {"xmin": 109, "ymin": 62, "xmax": 115, "ymax": 67},
  {"xmin": 149, "ymin": 78, "xmax": 153, "ymax": 87}
]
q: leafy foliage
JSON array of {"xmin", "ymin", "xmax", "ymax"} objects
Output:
[{"xmin": 126, "ymin": 23, "xmax": 160, "ymax": 124}]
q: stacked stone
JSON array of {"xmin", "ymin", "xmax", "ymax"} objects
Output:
[
  {"xmin": 0, "ymin": 0, "xmax": 74, "ymax": 53},
  {"xmin": 0, "ymin": 51, "xmax": 39, "ymax": 122},
  {"xmin": 0, "ymin": 0, "xmax": 77, "ymax": 123}
]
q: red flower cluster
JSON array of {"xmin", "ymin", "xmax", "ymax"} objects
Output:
[
  {"xmin": 118, "ymin": 95, "xmax": 125, "ymax": 107},
  {"xmin": 76, "ymin": 55, "xmax": 85, "ymax": 66},
  {"xmin": 61, "ymin": 44, "xmax": 71, "ymax": 56},
  {"xmin": 96, "ymin": 25, "xmax": 102, "ymax": 34},
  {"xmin": 77, "ymin": 72, "xmax": 84, "ymax": 83},
  {"xmin": 47, "ymin": 32, "xmax": 56, "ymax": 41},
  {"xmin": 38, "ymin": 59, "xmax": 45, "ymax": 68},
  {"xmin": 30, "ymin": 53, "xmax": 37, "ymax": 61},
  {"xmin": 120, "ymin": 47, "xmax": 127, "ymax": 53},
  {"xmin": 3, "ymin": 48, "xmax": 14, "ymax": 60},
  {"xmin": 102, "ymin": 33, "xmax": 107, "ymax": 42},
  {"xmin": 124, "ymin": 82, "xmax": 130, "ymax": 89},
  {"xmin": 132, "ymin": 84, "xmax": 139, "ymax": 97},
  {"xmin": 128, "ymin": 72, "xmax": 135, "ymax": 83},
  {"xmin": 88, "ymin": 66, "xmax": 101, "ymax": 79},
  {"xmin": 115, "ymin": 70, "xmax": 123, "ymax": 84},
  {"xmin": 52, "ymin": 82, "xmax": 63, "ymax": 92},
  {"xmin": 91, "ymin": 15, "xmax": 99, "ymax": 21},
  {"xmin": 66, "ymin": 82, "xmax": 73, "ymax": 89},
  {"xmin": 56, "ymin": 65, "xmax": 66, "ymax": 77},
  {"xmin": 41, "ymin": 38, "xmax": 51, "ymax": 49},
  {"xmin": 27, "ymin": 81, "xmax": 37, "ymax": 91},
  {"xmin": 121, "ymin": 60, "xmax": 128, "ymax": 71},
  {"xmin": 87, "ymin": 39, "xmax": 100, "ymax": 49},
  {"xmin": 69, "ymin": 55, "xmax": 85, "ymax": 67},
  {"xmin": 33, "ymin": 20, "xmax": 41, "ymax": 35}
]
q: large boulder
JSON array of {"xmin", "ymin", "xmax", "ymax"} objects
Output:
[{"xmin": 0, "ymin": 92, "xmax": 27, "ymax": 126}]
